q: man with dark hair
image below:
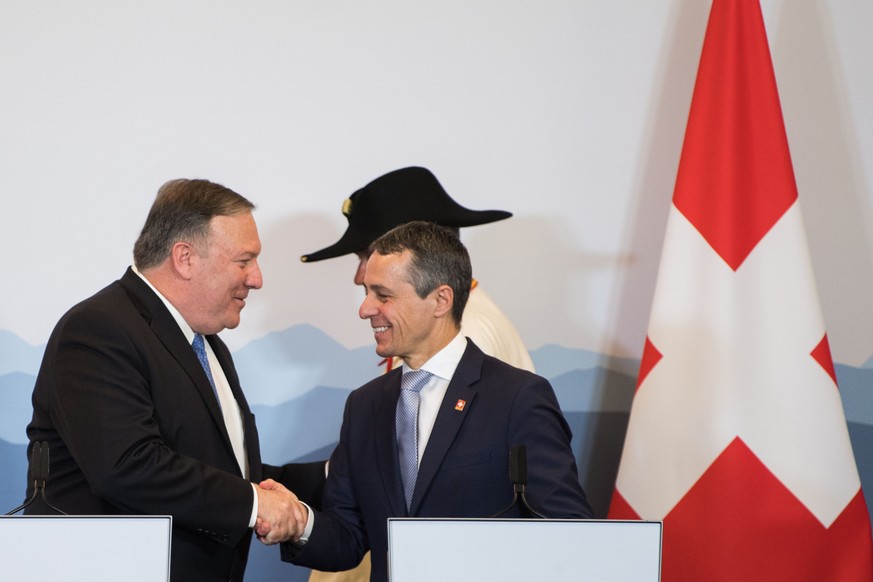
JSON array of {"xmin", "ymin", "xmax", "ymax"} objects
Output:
[
  {"xmin": 262, "ymin": 221, "xmax": 592, "ymax": 582},
  {"xmin": 369, "ymin": 220, "xmax": 472, "ymax": 326},
  {"xmin": 301, "ymin": 166, "xmax": 535, "ymax": 373},
  {"xmin": 300, "ymin": 167, "xmax": 538, "ymax": 582},
  {"xmin": 25, "ymin": 178, "xmax": 323, "ymax": 582}
]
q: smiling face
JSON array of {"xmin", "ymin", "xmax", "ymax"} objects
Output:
[
  {"xmin": 186, "ymin": 212, "xmax": 263, "ymax": 335},
  {"xmin": 358, "ymin": 250, "xmax": 453, "ymax": 369}
]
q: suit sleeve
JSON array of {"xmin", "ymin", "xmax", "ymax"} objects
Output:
[
  {"xmin": 280, "ymin": 391, "xmax": 369, "ymax": 571},
  {"xmin": 262, "ymin": 461, "xmax": 327, "ymax": 511},
  {"xmin": 46, "ymin": 306, "xmax": 254, "ymax": 546},
  {"xmin": 507, "ymin": 374, "xmax": 594, "ymax": 519}
]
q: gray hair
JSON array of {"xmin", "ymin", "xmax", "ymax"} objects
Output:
[{"xmin": 133, "ymin": 179, "xmax": 254, "ymax": 270}]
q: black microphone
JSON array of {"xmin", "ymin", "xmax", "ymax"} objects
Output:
[
  {"xmin": 5, "ymin": 442, "xmax": 67, "ymax": 516},
  {"xmin": 490, "ymin": 444, "xmax": 547, "ymax": 519},
  {"xmin": 509, "ymin": 444, "xmax": 527, "ymax": 492},
  {"xmin": 33, "ymin": 441, "xmax": 48, "ymax": 489}
]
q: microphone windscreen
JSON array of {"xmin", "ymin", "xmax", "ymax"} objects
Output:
[
  {"xmin": 509, "ymin": 444, "xmax": 528, "ymax": 484},
  {"xmin": 40, "ymin": 442, "xmax": 50, "ymax": 481}
]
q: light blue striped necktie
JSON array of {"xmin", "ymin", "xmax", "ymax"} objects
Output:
[
  {"xmin": 396, "ymin": 369, "xmax": 432, "ymax": 510},
  {"xmin": 192, "ymin": 333, "xmax": 221, "ymax": 410}
]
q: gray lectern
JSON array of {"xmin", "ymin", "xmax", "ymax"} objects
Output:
[
  {"xmin": 388, "ymin": 518, "xmax": 661, "ymax": 581},
  {"xmin": 0, "ymin": 515, "xmax": 172, "ymax": 581}
]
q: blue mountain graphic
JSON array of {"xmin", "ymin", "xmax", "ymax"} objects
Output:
[
  {"xmin": 533, "ymin": 343, "xmax": 641, "ymax": 379},
  {"xmin": 234, "ymin": 324, "xmax": 382, "ymax": 405},
  {"xmin": 550, "ymin": 367, "xmax": 636, "ymax": 413},
  {"xmin": 0, "ymin": 372, "xmax": 34, "ymax": 444},
  {"xmin": 836, "ymin": 364, "xmax": 873, "ymax": 424},
  {"xmin": 0, "ymin": 330, "xmax": 44, "ymax": 376},
  {"xmin": 4, "ymin": 324, "xmax": 873, "ymax": 540},
  {"xmin": 0, "ymin": 438, "xmax": 27, "ymax": 514},
  {"xmin": 253, "ymin": 386, "xmax": 349, "ymax": 464}
]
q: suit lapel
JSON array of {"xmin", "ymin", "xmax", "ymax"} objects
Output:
[
  {"xmin": 120, "ymin": 269, "xmax": 236, "ymax": 456},
  {"xmin": 207, "ymin": 333, "xmax": 261, "ymax": 478},
  {"xmin": 375, "ymin": 369, "xmax": 408, "ymax": 516},
  {"xmin": 409, "ymin": 341, "xmax": 483, "ymax": 514}
]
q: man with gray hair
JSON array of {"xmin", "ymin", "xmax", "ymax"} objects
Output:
[{"xmin": 26, "ymin": 178, "xmax": 324, "ymax": 581}]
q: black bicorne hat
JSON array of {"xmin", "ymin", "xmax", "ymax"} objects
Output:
[{"xmin": 300, "ymin": 166, "xmax": 512, "ymax": 263}]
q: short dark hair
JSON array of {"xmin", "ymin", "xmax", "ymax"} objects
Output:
[
  {"xmin": 371, "ymin": 221, "xmax": 472, "ymax": 325},
  {"xmin": 133, "ymin": 179, "xmax": 255, "ymax": 270}
]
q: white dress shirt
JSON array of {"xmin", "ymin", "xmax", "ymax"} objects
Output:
[
  {"xmin": 132, "ymin": 266, "xmax": 258, "ymax": 527},
  {"xmin": 402, "ymin": 332, "xmax": 467, "ymax": 465},
  {"xmin": 299, "ymin": 332, "xmax": 468, "ymax": 543}
]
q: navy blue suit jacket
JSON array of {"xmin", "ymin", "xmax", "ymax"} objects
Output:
[
  {"xmin": 26, "ymin": 268, "xmax": 324, "ymax": 581},
  {"xmin": 283, "ymin": 339, "xmax": 592, "ymax": 582}
]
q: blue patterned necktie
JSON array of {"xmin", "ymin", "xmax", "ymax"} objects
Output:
[
  {"xmin": 192, "ymin": 333, "xmax": 221, "ymax": 410},
  {"xmin": 397, "ymin": 369, "xmax": 432, "ymax": 510}
]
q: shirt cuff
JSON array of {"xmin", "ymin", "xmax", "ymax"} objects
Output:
[
  {"xmin": 297, "ymin": 501, "xmax": 315, "ymax": 544},
  {"xmin": 248, "ymin": 483, "xmax": 258, "ymax": 528}
]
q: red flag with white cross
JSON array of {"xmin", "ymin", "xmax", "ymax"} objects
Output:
[{"xmin": 608, "ymin": 0, "xmax": 873, "ymax": 579}]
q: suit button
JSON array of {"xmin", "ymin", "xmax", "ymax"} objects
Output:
[{"xmin": 221, "ymin": 535, "xmax": 230, "ymax": 542}]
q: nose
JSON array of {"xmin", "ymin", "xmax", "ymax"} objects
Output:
[
  {"xmin": 359, "ymin": 292, "xmax": 377, "ymax": 320},
  {"xmin": 246, "ymin": 259, "xmax": 264, "ymax": 289}
]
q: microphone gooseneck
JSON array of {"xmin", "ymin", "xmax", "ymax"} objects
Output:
[
  {"xmin": 491, "ymin": 444, "xmax": 548, "ymax": 519},
  {"xmin": 5, "ymin": 442, "xmax": 67, "ymax": 516}
]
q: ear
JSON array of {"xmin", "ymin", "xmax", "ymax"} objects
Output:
[
  {"xmin": 432, "ymin": 285, "xmax": 454, "ymax": 319},
  {"xmin": 170, "ymin": 241, "xmax": 197, "ymax": 280}
]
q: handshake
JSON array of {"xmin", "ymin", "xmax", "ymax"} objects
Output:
[{"xmin": 254, "ymin": 478, "xmax": 309, "ymax": 545}]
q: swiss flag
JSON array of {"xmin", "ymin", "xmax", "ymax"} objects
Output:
[{"xmin": 608, "ymin": 1, "xmax": 873, "ymax": 580}]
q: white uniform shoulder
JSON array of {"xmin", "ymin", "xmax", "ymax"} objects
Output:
[{"xmin": 460, "ymin": 284, "xmax": 535, "ymax": 373}]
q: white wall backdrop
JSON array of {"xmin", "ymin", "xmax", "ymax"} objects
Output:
[
  {"xmin": 3, "ymin": 0, "xmax": 872, "ymax": 362},
  {"xmin": 2, "ymin": 1, "xmax": 873, "ymax": 580}
]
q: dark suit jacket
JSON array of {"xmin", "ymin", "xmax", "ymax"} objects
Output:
[
  {"xmin": 282, "ymin": 339, "xmax": 592, "ymax": 582},
  {"xmin": 25, "ymin": 268, "xmax": 324, "ymax": 582}
]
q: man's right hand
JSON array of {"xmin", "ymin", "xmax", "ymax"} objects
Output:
[{"xmin": 255, "ymin": 479, "xmax": 308, "ymax": 545}]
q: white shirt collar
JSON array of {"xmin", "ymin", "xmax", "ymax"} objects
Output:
[
  {"xmin": 403, "ymin": 331, "xmax": 467, "ymax": 382},
  {"xmin": 131, "ymin": 265, "xmax": 196, "ymax": 344}
]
